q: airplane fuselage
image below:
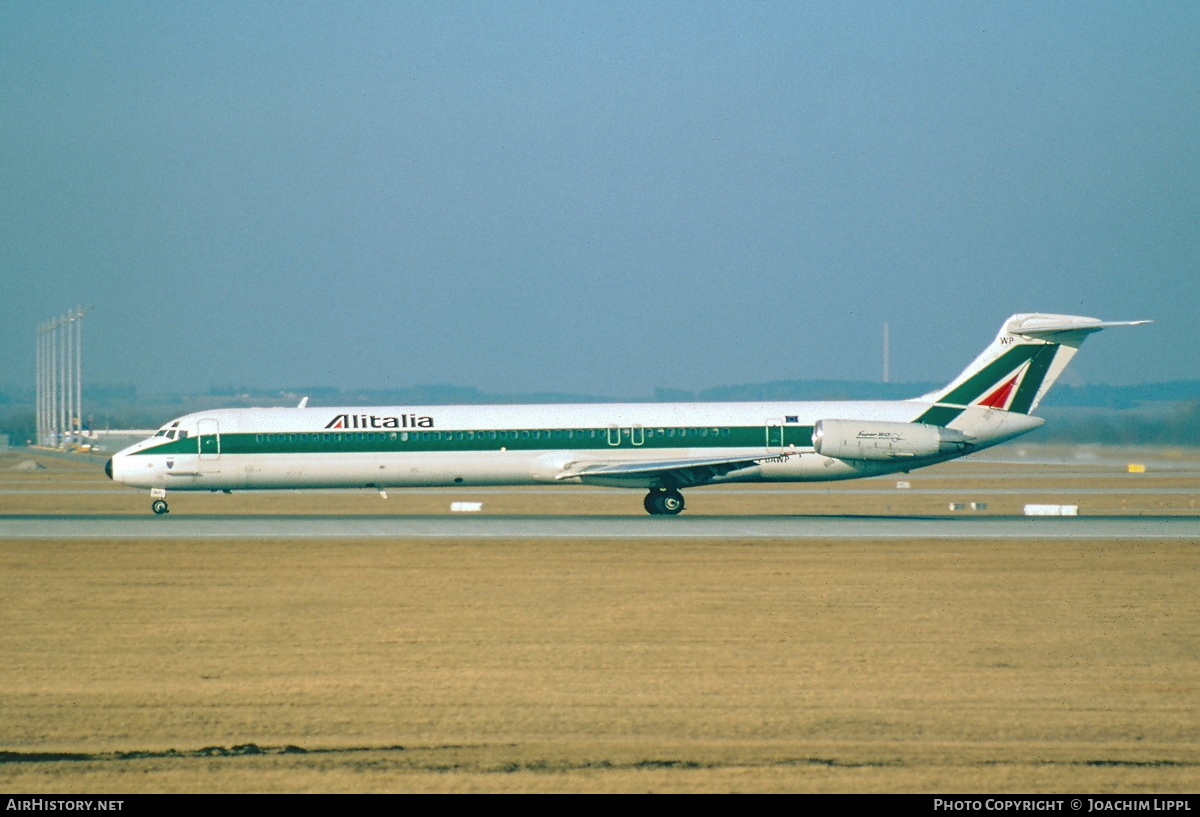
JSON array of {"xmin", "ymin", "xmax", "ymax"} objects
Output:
[{"xmin": 107, "ymin": 399, "xmax": 1041, "ymax": 493}]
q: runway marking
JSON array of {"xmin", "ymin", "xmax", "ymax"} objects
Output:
[{"xmin": 2, "ymin": 514, "xmax": 1197, "ymax": 539}]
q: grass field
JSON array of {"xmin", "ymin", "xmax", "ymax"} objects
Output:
[{"xmin": 0, "ymin": 448, "xmax": 1197, "ymax": 793}]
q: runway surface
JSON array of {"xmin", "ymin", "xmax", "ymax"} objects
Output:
[{"xmin": 2, "ymin": 513, "xmax": 1198, "ymax": 539}]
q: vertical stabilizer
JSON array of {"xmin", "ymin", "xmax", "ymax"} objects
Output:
[{"xmin": 914, "ymin": 314, "xmax": 1149, "ymax": 425}]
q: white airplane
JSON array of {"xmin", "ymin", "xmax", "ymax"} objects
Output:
[{"xmin": 106, "ymin": 313, "xmax": 1147, "ymax": 515}]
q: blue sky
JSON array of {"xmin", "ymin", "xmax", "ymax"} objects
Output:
[{"xmin": 2, "ymin": 2, "xmax": 1196, "ymax": 398}]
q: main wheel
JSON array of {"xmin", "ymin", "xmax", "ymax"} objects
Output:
[
  {"xmin": 659, "ymin": 489, "xmax": 685, "ymax": 515},
  {"xmin": 644, "ymin": 489, "xmax": 685, "ymax": 515},
  {"xmin": 151, "ymin": 499, "xmax": 169, "ymax": 515},
  {"xmin": 644, "ymin": 492, "xmax": 659, "ymax": 514}
]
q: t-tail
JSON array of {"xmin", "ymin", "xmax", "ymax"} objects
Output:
[{"xmin": 912, "ymin": 313, "xmax": 1150, "ymax": 434}]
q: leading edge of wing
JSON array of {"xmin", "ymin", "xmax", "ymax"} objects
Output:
[{"xmin": 555, "ymin": 450, "xmax": 806, "ymax": 482}]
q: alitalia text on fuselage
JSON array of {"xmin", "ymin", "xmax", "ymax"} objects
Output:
[{"xmin": 325, "ymin": 413, "xmax": 435, "ymax": 429}]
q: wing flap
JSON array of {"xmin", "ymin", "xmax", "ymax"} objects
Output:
[{"xmin": 556, "ymin": 450, "xmax": 806, "ymax": 488}]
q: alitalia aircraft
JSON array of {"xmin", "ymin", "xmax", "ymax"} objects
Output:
[{"xmin": 106, "ymin": 313, "xmax": 1146, "ymax": 515}]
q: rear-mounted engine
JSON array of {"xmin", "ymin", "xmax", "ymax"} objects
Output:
[{"xmin": 812, "ymin": 419, "xmax": 974, "ymax": 461}]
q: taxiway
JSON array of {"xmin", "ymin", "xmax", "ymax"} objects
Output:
[{"xmin": 2, "ymin": 513, "xmax": 1197, "ymax": 539}]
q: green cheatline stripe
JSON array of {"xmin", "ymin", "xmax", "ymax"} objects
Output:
[
  {"xmin": 914, "ymin": 404, "xmax": 965, "ymax": 426},
  {"xmin": 1006, "ymin": 344, "xmax": 1057, "ymax": 415},
  {"xmin": 132, "ymin": 424, "xmax": 819, "ymax": 457}
]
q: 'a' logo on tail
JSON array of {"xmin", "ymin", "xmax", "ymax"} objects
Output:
[
  {"xmin": 977, "ymin": 370, "xmax": 1023, "ymax": 410},
  {"xmin": 917, "ymin": 342, "xmax": 1059, "ymax": 424}
]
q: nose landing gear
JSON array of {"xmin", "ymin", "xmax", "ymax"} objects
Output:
[
  {"xmin": 150, "ymin": 488, "xmax": 169, "ymax": 515},
  {"xmin": 644, "ymin": 488, "xmax": 685, "ymax": 515}
]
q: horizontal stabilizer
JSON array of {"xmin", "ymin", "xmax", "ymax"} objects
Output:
[{"xmin": 1008, "ymin": 315, "xmax": 1151, "ymax": 339}]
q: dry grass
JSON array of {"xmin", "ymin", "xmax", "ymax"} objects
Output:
[{"xmin": 0, "ymin": 448, "xmax": 1198, "ymax": 792}]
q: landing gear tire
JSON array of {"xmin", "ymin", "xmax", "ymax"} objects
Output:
[
  {"xmin": 151, "ymin": 499, "xmax": 169, "ymax": 515},
  {"xmin": 644, "ymin": 488, "xmax": 685, "ymax": 516}
]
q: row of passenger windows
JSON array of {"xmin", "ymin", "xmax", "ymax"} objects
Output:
[{"xmin": 253, "ymin": 427, "xmax": 736, "ymax": 444}]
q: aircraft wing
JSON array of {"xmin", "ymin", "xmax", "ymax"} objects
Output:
[{"xmin": 555, "ymin": 450, "xmax": 805, "ymax": 488}]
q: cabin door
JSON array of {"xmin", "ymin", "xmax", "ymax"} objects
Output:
[
  {"xmin": 765, "ymin": 419, "xmax": 784, "ymax": 453},
  {"xmin": 198, "ymin": 418, "xmax": 221, "ymax": 473}
]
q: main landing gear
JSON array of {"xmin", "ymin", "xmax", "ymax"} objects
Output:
[{"xmin": 644, "ymin": 488, "xmax": 685, "ymax": 516}]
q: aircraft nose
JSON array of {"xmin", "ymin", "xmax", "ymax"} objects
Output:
[{"xmin": 104, "ymin": 458, "xmax": 113, "ymax": 480}]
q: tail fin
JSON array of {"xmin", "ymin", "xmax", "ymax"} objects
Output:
[{"xmin": 914, "ymin": 313, "xmax": 1149, "ymax": 425}]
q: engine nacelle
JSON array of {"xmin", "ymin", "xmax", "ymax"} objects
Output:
[{"xmin": 812, "ymin": 419, "xmax": 974, "ymax": 461}]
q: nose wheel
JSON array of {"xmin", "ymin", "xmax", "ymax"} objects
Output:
[
  {"xmin": 644, "ymin": 488, "xmax": 685, "ymax": 515},
  {"xmin": 151, "ymin": 499, "xmax": 169, "ymax": 515}
]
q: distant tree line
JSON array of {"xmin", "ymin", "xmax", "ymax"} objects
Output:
[{"xmin": 1035, "ymin": 403, "xmax": 1200, "ymax": 445}]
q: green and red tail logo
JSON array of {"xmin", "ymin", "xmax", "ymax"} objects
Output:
[{"xmin": 917, "ymin": 343, "xmax": 1060, "ymax": 425}]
